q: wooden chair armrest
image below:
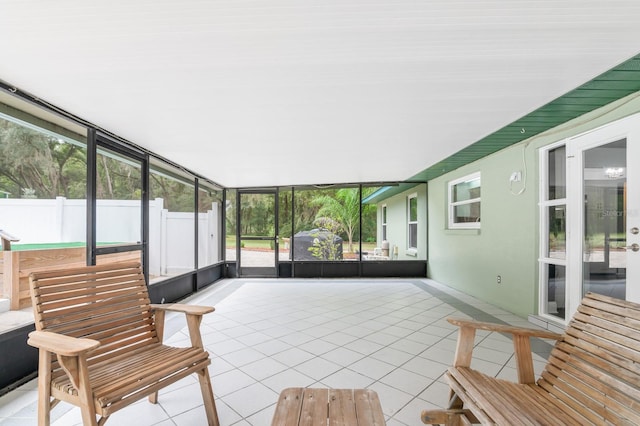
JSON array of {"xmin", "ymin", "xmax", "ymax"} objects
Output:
[
  {"xmin": 28, "ymin": 331, "xmax": 99, "ymax": 394},
  {"xmin": 448, "ymin": 318, "xmax": 561, "ymax": 384},
  {"xmin": 27, "ymin": 330, "xmax": 100, "ymax": 356},
  {"xmin": 150, "ymin": 303, "xmax": 215, "ymax": 316},
  {"xmin": 150, "ymin": 304, "xmax": 214, "ymax": 348},
  {"xmin": 447, "ymin": 318, "xmax": 562, "ymax": 340}
]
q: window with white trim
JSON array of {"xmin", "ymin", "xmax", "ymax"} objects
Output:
[
  {"xmin": 381, "ymin": 204, "xmax": 387, "ymax": 241},
  {"xmin": 539, "ymin": 143, "xmax": 567, "ymax": 320},
  {"xmin": 407, "ymin": 195, "xmax": 418, "ymax": 249},
  {"xmin": 448, "ymin": 172, "xmax": 481, "ymax": 229}
]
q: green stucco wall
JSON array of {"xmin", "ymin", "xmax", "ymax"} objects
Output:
[
  {"xmin": 427, "ymin": 144, "xmax": 538, "ymax": 318},
  {"xmin": 377, "ymin": 184, "xmax": 427, "ymax": 260},
  {"xmin": 427, "ymin": 91, "xmax": 640, "ymax": 319}
]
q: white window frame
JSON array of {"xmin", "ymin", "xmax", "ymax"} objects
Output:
[
  {"xmin": 538, "ymin": 140, "xmax": 568, "ymax": 324},
  {"xmin": 448, "ymin": 172, "xmax": 481, "ymax": 229},
  {"xmin": 381, "ymin": 204, "xmax": 387, "ymax": 242},
  {"xmin": 407, "ymin": 194, "xmax": 418, "ymax": 250}
]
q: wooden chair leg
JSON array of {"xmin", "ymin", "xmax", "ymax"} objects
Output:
[
  {"xmin": 78, "ymin": 397, "xmax": 98, "ymax": 425},
  {"xmin": 198, "ymin": 367, "xmax": 219, "ymax": 426},
  {"xmin": 37, "ymin": 351, "xmax": 52, "ymax": 426},
  {"xmin": 149, "ymin": 391, "xmax": 159, "ymax": 404},
  {"xmin": 76, "ymin": 359, "xmax": 98, "ymax": 426}
]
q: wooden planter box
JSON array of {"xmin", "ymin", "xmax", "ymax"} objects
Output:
[{"xmin": 1, "ymin": 247, "xmax": 140, "ymax": 310}]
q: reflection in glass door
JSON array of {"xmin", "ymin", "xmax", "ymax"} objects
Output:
[
  {"xmin": 566, "ymin": 113, "xmax": 640, "ymax": 318},
  {"xmin": 581, "ymin": 139, "xmax": 627, "ymax": 300},
  {"xmin": 237, "ymin": 190, "xmax": 278, "ymax": 277}
]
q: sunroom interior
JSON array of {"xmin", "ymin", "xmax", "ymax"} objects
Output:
[{"xmin": 2, "ymin": 1, "xmax": 640, "ymax": 424}]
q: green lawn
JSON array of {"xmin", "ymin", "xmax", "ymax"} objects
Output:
[{"xmin": 226, "ymin": 235, "xmax": 377, "ymax": 253}]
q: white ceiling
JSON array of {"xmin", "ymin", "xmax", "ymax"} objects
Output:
[{"xmin": 2, "ymin": 1, "xmax": 640, "ymax": 188}]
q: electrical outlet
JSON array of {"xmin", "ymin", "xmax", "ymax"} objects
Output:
[{"xmin": 497, "ymin": 275, "xmax": 502, "ymax": 284}]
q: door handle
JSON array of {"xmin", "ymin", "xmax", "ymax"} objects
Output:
[{"xmin": 626, "ymin": 243, "xmax": 640, "ymax": 252}]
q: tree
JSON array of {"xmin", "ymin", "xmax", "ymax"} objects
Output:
[
  {"xmin": 238, "ymin": 193, "xmax": 274, "ymax": 235},
  {"xmin": 0, "ymin": 117, "xmax": 86, "ymax": 198},
  {"xmin": 292, "ymin": 189, "xmax": 325, "ymax": 234},
  {"xmin": 96, "ymin": 154, "xmax": 141, "ymax": 200},
  {"xmin": 311, "ymin": 187, "xmax": 374, "ymax": 253},
  {"xmin": 150, "ymin": 171, "xmax": 195, "ymax": 212}
]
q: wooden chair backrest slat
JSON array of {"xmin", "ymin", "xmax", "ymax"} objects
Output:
[
  {"xmin": 544, "ymin": 354, "xmax": 640, "ymax": 421},
  {"xmin": 39, "ymin": 296, "xmax": 152, "ymax": 329},
  {"xmin": 37, "ymin": 280, "xmax": 149, "ymax": 304},
  {"xmin": 561, "ymin": 332, "xmax": 640, "ymax": 376},
  {"xmin": 537, "ymin": 292, "xmax": 640, "ymax": 425},
  {"xmin": 30, "ymin": 262, "xmax": 159, "ymax": 363},
  {"xmin": 570, "ymin": 314, "xmax": 640, "ymax": 359},
  {"xmin": 45, "ymin": 308, "xmax": 153, "ymax": 336},
  {"xmin": 34, "ymin": 270, "xmax": 143, "ymax": 291},
  {"xmin": 38, "ymin": 290, "xmax": 150, "ymax": 317},
  {"xmin": 580, "ymin": 294, "xmax": 640, "ymax": 321},
  {"xmin": 535, "ymin": 376, "xmax": 599, "ymax": 425},
  {"xmin": 555, "ymin": 339, "xmax": 640, "ymax": 391}
]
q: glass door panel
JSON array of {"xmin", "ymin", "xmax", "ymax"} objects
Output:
[
  {"xmin": 540, "ymin": 145, "xmax": 568, "ymax": 320},
  {"xmin": 548, "ymin": 205, "xmax": 566, "ymax": 259},
  {"xmin": 238, "ymin": 190, "xmax": 278, "ymax": 277},
  {"xmin": 567, "ymin": 113, "xmax": 640, "ymax": 318},
  {"xmin": 582, "ymin": 139, "xmax": 626, "ymax": 300},
  {"xmin": 96, "ymin": 146, "xmax": 142, "ymax": 248}
]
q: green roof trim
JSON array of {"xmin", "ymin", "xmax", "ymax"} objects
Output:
[
  {"xmin": 409, "ymin": 54, "xmax": 640, "ymax": 183},
  {"xmin": 362, "ymin": 182, "xmax": 421, "ymax": 204}
]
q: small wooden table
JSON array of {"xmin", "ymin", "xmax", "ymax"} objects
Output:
[{"xmin": 271, "ymin": 387, "xmax": 386, "ymax": 425}]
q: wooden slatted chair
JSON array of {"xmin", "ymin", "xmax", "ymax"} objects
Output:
[
  {"xmin": 421, "ymin": 292, "xmax": 640, "ymax": 425},
  {"xmin": 27, "ymin": 261, "xmax": 219, "ymax": 426}
]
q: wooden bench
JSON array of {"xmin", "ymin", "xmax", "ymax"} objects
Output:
[
  {"xmin": 421, "ymin": 292, "xmax": 640, "ymax": 425},
  {"xmin": 27, "ymin": 261, "xmax": 219, "ymax": 426}
]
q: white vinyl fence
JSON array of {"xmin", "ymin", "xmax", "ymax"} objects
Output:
[{"xmin": 0, "ymin": 197, "xmax": 221, "ymax": 276}]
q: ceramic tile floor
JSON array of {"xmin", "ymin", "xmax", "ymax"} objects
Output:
[{"xmin": 0, "ymin": 278, "xmax": 557, "ymax": 425}]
